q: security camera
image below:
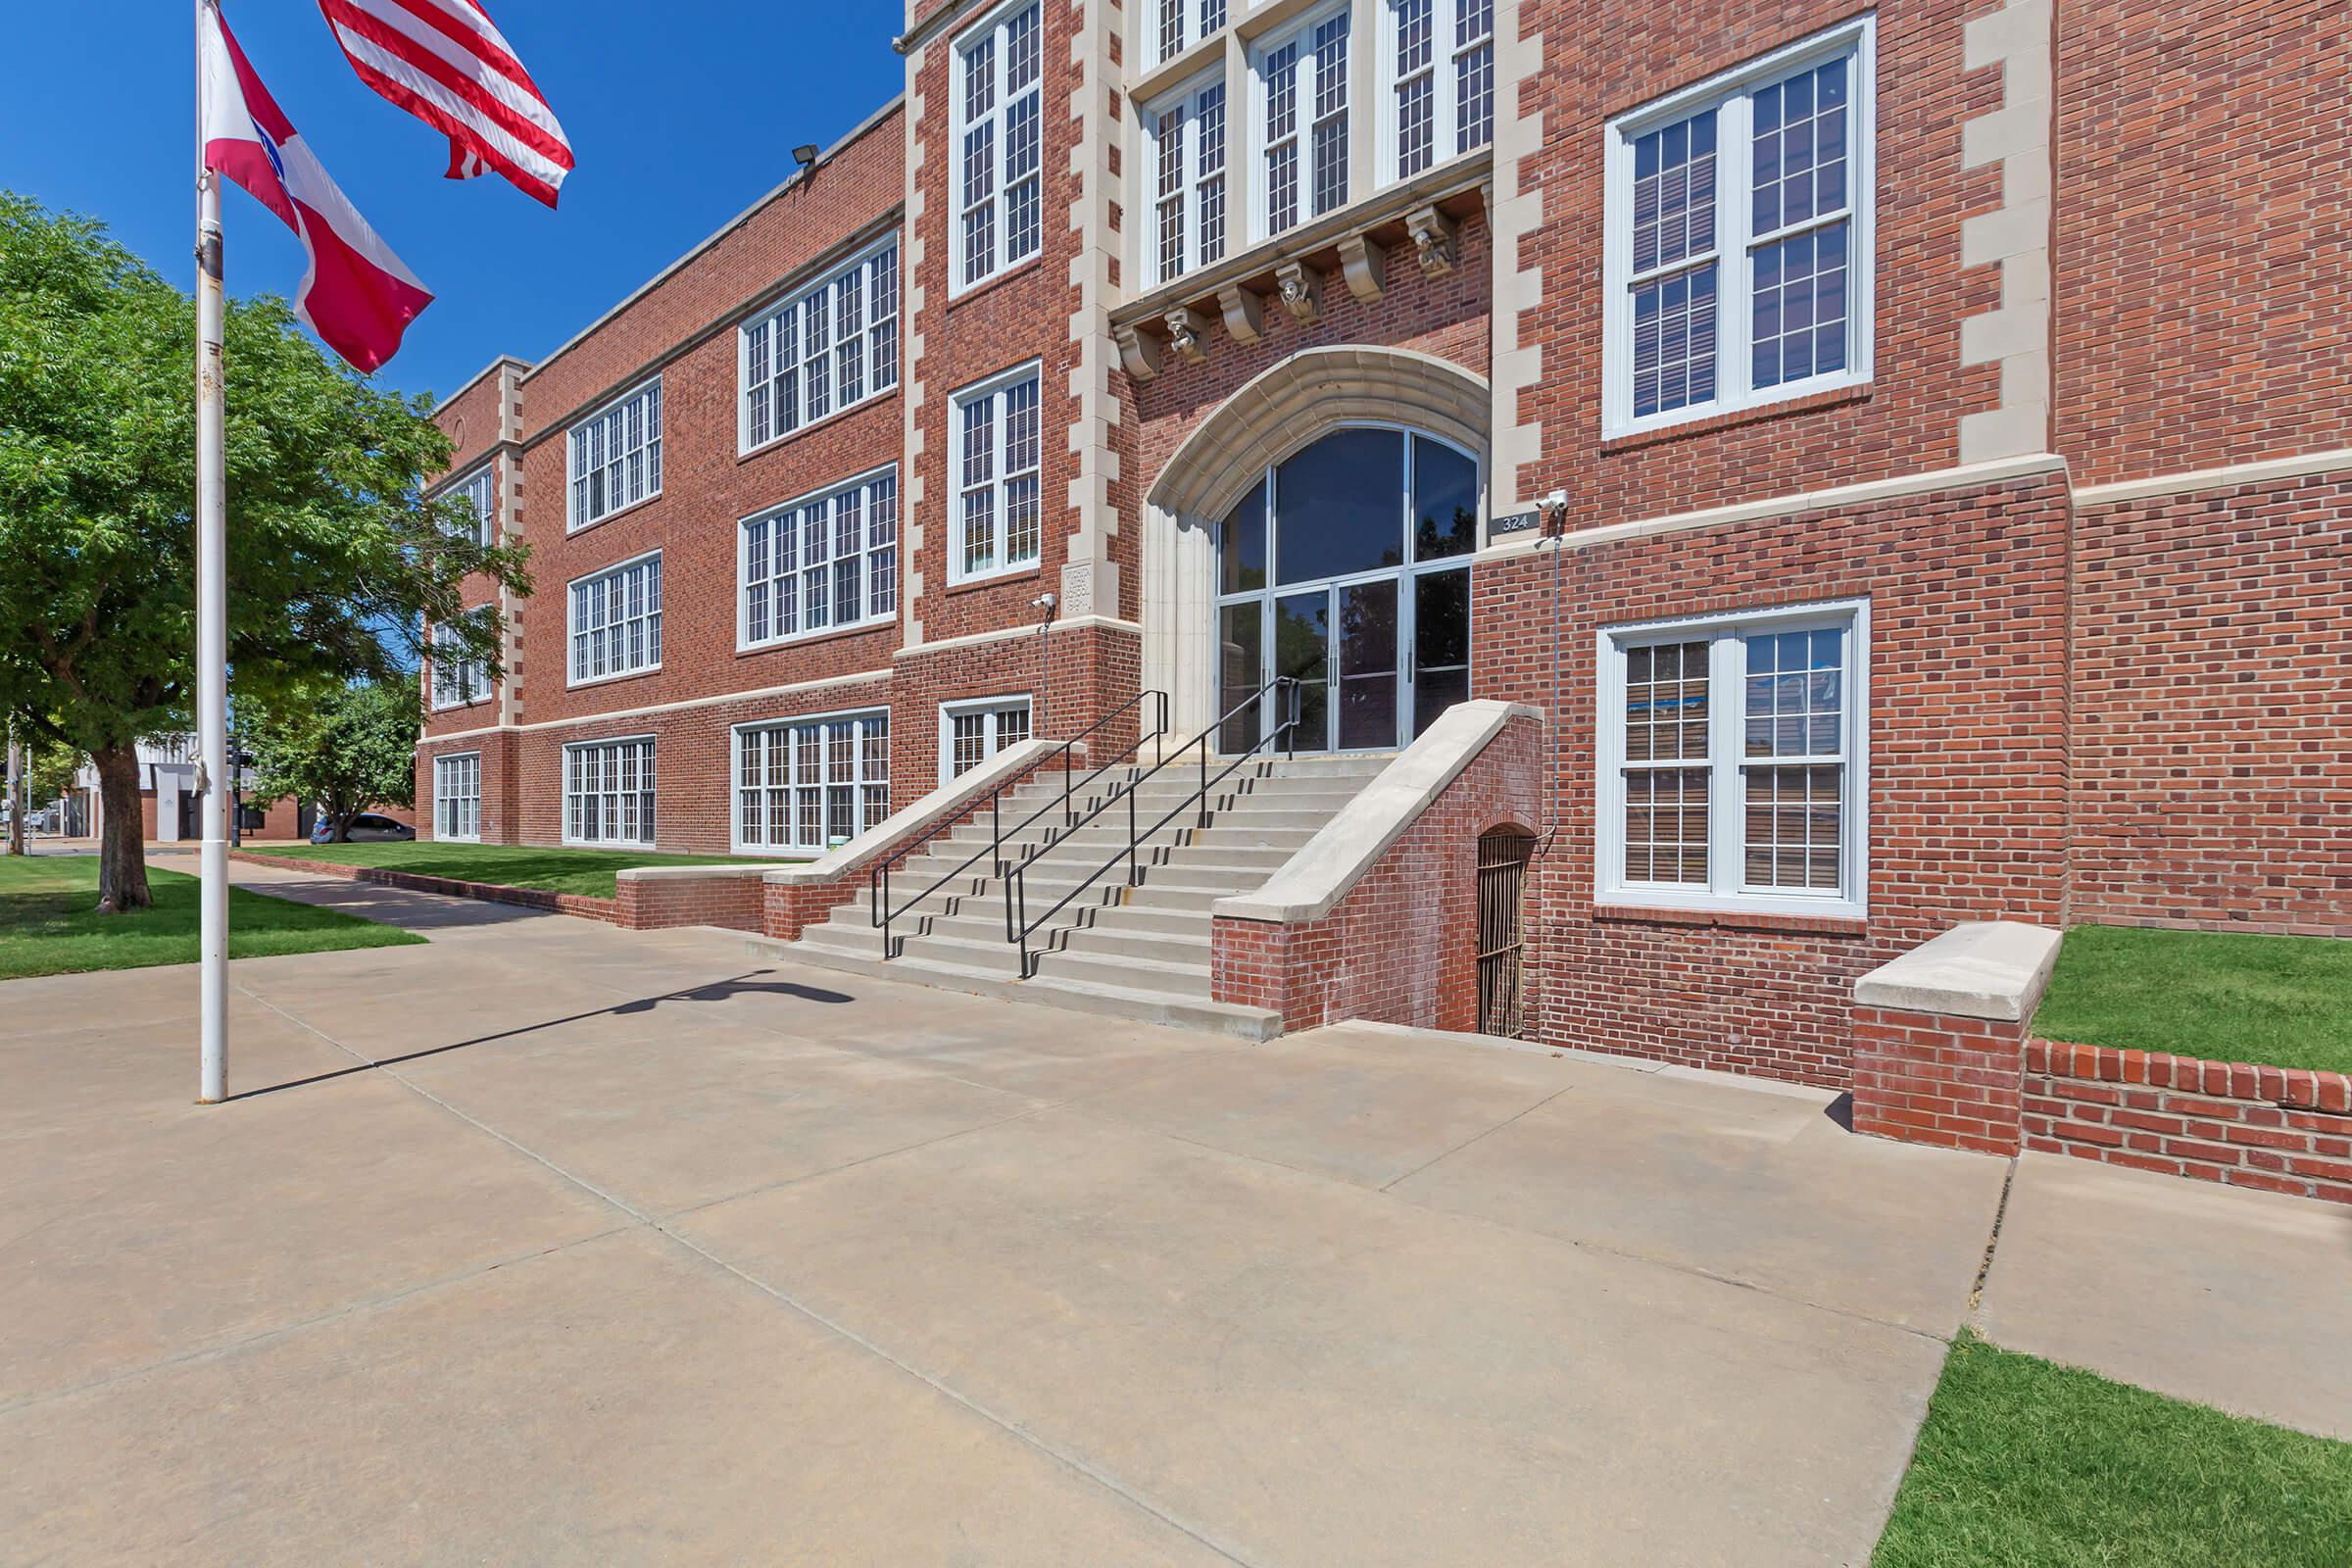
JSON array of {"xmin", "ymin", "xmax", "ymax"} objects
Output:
[{"xmin": 1033, "ymin": 592, "xmax": 1057, "ymax": 611}]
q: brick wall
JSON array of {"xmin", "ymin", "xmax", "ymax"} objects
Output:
[
  {"xmin": 1851, "ymin": 1005, "xmax": 2029, "ymax": 1155},
  {"xmin": 2026, "ymin": 1039, "xmax": 2352, "ymax": 1206},
  {"xmin": 1510, "ymin": 0, "xmax": 2003, "ymax": 531},
  {"xmin": 2069, "ymin": 470, "xmax": 2352, "ymax": 938},
  {"xmin": 2053, "ymin": 0, "xmax": 2352, "ymax": 485},
  {"xmin": 613, "ymin": 873, "xmax": 766, "ymax": 932},
  {"xmin": 1210, "ymin": 713, "xmax": 1542, "ymax": 1032},
  {"xmin": 1476, "ymin": 466, "xmax": 2072, "ymax": 1089}
]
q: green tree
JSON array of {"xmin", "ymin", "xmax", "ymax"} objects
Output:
[
  {"xmin": 0, "ymin": 192, "xmax": 527, "ymax": 910},
  {"xmin": 244, "ymin": 680, "xmax": 421, "ymax": 843}
]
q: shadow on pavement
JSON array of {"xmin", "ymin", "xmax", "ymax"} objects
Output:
[{"xmin": 229, "ymin": 970, "xmax": 853, "ymax": 1102}]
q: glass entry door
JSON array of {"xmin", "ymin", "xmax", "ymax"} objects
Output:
[{"xmin": 1214, "ymin": 424, "xmax": 1480, "ymax": 754}]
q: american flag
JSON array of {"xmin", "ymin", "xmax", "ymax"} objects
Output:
[{"xmin": 317, "ymin": 0, "xmax": 574, "ymax": 208}]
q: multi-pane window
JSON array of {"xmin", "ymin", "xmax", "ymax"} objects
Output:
[
  {"xmin": 1258, "ymin": 9, "xmax": 1350, "ymax": 240},
  {"xmin": 564, "ymin": 737, "xmax": 656, "ymax": 847},
  {"xmin": 449, "ymin": 465, "xmax": 497, "ymax": 547},
  {"xmin": 952, "ymin": 366, "xmax": 1043, "ymax": 581},
  {"xmin": 1388, "ymin": 0, "xmax": 1492, "ymax": 181},
  {"xmin": 735, "ymin": 712, "xmax": 890, "ymax": 852},
  {"xmin": 1148, "ymin": 79, "xmax": 1228, "ymax": 285},
  {"xmin": 742, "ymin": 244, "xmax": 899, "ymax": 450},
  {"xmin": 567, "ymin": 379, "xmax": 662, "ymax": 529},
  {"xmin": 427, "ymin": 614, "xmax": 488, "ymax": 710},
  {"xmin": 1605, "ymin": 21, "xmax": 1873, "ymax": 436},
  {"xmin": 943, "ymin": 698, "xmax": 1032, "ymax": 781},
  {"xmin": 433, "ymin": 753, "xmax": 481, "ymax": 842},
  {"xmin": 955, "ymin": 2, "xmax": 1043, "ymax": 291},
  {"xmin": 567, "ymin": 553, "xmax": 662, "ymax": 685},
  {"xmin": 1599, "ymin": 601, "xmax": 1868, "ymax": 918},
  {"xmin": 1154, "ymin": 0, "xmax": 1226, "ymax": 65},
  {"xmin": 741, "ymin": 469, "xmax": 899, "ymax": 646}
]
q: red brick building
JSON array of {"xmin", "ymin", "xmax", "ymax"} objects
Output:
[{"xmin": 419, "ymin": 0, "xmax": 2348, "ymax": 1088}]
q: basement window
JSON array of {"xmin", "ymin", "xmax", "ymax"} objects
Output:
[{"xmin": 1595, "ymin": 598, "xmax": 1870, "ymax": 919}]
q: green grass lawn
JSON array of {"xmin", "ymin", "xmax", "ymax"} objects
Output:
[
  {"xmin": 1876, "ymin": 1332, "xmax": 2352, "ymax": 1566},
  {"xmin": 2033, "ymin": 924, "xmax": 2352, "ymax": 1075},
  {"xmin": 247, "ymin": 840, "xmax": 795, "ymax": 900},
  {"xmin": 0, "ymin": 854, "xmax": 422, "ymax": 981}
]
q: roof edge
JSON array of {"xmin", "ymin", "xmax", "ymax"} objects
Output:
[
  {"xmin": 521, "ymin": 93, "xmax": 906, "ymax": 387},
  {"xmin": 431, "ymin": 355, "xmax": 531, "ymax": 416}
]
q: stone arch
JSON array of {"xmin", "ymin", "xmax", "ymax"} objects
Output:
[
  {"xmin": 1149, "ymin": 347, "xmax": 1493, "ymax": 524},
  {"xmin": 1141, "ymin": 347, "xmax": 1494, "ymax": 741}
]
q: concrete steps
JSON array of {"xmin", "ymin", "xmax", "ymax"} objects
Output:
[{"xmin": 775, "ymin": 753, "xmax": 1390, "ymax": 1035}]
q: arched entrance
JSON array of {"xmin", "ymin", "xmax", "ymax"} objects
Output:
[
  {"xmin": 1213, "ymin": 425, "xmax": 1478, "ymax": 752},
  {"xmin": 1141, "ymin": 347, "xmax": 1491, "ymax": 752}
]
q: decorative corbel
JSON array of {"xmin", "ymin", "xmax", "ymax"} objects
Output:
[
  {"xmin": 1274, "ymin": 260, "xmax": 1323, "ymax": 324},
  {"xmin": 1216, "ymin": 283, "xmax": 1266, "ymax": 344},
  {"xmin": 1405, "ymin": 204, "xmax": 1458, "ymax": 277},
  {"xmin": 1114, "ymin": 320, "xmax": 1163, "ymax": 381},
  {"xmin": 1163, "ymin": 304, "xmax": 1211, "ymax": 365},
  {"xmin": 1338, "ymin": 234, "xmax": 1388, "ymax": 302}
]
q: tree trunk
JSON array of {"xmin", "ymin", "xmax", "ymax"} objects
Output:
[{"xmin": 91, "ymin": 744, "xmax": 152, "ymax": 912}]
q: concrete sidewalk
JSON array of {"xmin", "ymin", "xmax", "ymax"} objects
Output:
[{"xmin": 4, "ymin": 857, "xmax": 2345, "ymax": 1562}]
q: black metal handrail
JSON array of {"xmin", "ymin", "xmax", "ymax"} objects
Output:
[
  {"xmin": 1005, "ymin": 676, "xmax": 1300, "ymax": 978},
  {"xmin": 869, "ymin": 688, "xmax": 1169, "ymax": 958}
]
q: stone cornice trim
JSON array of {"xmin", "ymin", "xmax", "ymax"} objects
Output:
[{"xmin": 2073, "ymin": 447, "xmax": 2352, "ymax": 505}]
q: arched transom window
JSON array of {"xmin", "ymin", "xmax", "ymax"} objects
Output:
[{"xmin": 1213, "ymin": 425, "xmax": 1479, "ymax": 752}]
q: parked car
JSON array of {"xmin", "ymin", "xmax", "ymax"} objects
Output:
[{"xmin": 312, "ymin": 812, "xmax": 415, "ymax": 844}]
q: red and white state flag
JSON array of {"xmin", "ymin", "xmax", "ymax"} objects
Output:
[
  {"xmin": 317, "ymin": 0, "xmax": 574, "ymax": 209},
  {"xmin": 200, "ymin": 6, "xmax": 432, "ymax": 372}
]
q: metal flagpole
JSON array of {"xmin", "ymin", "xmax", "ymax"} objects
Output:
[{"xmin": 195, "ymin": 0, "xmax": 230, "ymax": 1103}]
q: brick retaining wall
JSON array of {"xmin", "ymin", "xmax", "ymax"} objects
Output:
[
  {"xmin": 1851, "ymin": 1007, "xmax": 2030, "ymax": 1156},
  {"xmin": 228, "ymin": 851, "xmax": 618, "ymax": 923},
  {"xmin": 2025, "ymin": 1039, "xmax": 2352, "ymax": 1205},
  {"xmin": 1211, "ymin": 710, "xmax": 1542, "ymax": 1033},
  {"xmin": 612, "ymin": 874, "xmax": 766, "ymax": 933}
]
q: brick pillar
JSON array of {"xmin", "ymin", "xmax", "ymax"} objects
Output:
[
  {"xmin": 1848, "ymin": 920, "xmax": 2060, "ymax": 1158},
  {"xmin": 1850, "ymin": 1007, "xmax": 2029, "ymax": 1154}
]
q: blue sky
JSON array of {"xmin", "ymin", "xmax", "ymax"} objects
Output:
[{"xmin": 3, "ymin": 1, "xmax": 906, "ymax": 402}]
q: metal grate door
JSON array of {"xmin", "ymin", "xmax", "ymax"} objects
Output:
[{"xmin": 1476, "ymin": 829, "xmax": 1534, "ymax": 1037}]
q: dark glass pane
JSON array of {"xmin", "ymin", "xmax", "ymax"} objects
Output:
[
  {"xmin": 1337, "ymin": 579, "xmax": 1398, "ymax": 750},
  {"xmin": 1413, "ymin": 567, "xmax": 1470, "ymax": 735},
  {"xmin": 1273, "ymin": 428, "xmax": 1404, "ymax": 585},
  {"xmin": 1272, "ymin": 591, "xmax": 1331, "ymax": 750},
  {"xmin": 1220, "ymin": 477, "xmax": 1268, "ymax": 593},
  {"xmin": 1217, "ymin": 601, "xmax": 1265, "ymax": 753},
  {"xmin": 1412, "ymin": 437, "xmax": 1479, "ymax": 560}
]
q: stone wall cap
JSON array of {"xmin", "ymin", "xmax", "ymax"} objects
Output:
[
  {"xmin": 1211, "ymin": 701, "xmax": 1538, "ymax": 924},
  {"xmin": 1853, "ymin": 920, "xmax": 2064, "ymax": 1022},
  {"xmin": 614, "ymin": 862, "xmax": 783, "ymax": 883}
]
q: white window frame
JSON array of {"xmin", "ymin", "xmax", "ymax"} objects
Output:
[
  {"xmin": 730, "ymin": 709, "xmax": 892, "ymax": 854},
  {"xmin": 1251, "ymin": 3, "xmax": 1352, "ymax": 244},
  {"xmin": 446, "ymin": 463, "xmax": 498, "ymax": 548},
  {"xmin": 1379, "ymin": 0, "xmax": 1494, "ymax": 184},
  {"xmin": 562, "ymin": 735, "xmax": 658, "ymax": 849},
  {"xmin": 427, "ymin": 612, "xmax": 490, "ymax": 711},
  {"xmin": 737, "ymin": 240, "xmax": 901, "ymax": 456},
  {"xmin": 1143, "ymin": 73, "xmax": 1231, "ymax": 288},
  {"xmin": 433, "ymin": 752, "xmax": 481, "ymax": 843},
  {"xmin": 949, "ymin": 362, "xmax": 1045, "ymax": 585},
  {"xmin": 738, "ymin": 466, "xmax": 900, "ymax": 650},
  {"xmin": 938, "ymin": 694, "xmax": 1034, "ymax": 784},
  {"xmin": 565, "ymin": 377, "xmax": 663, "ymax": 531},
  {"xmin": 566, "ymin": 550, "xmax": 663, "ymax": 688},
  {"xmin": 950, "ymin": 0, "xmax": 1046, "ymax": 295},
  {"xmin": 1600, "ymin": 17, "xmax": 1876, "ymax": 441},
  {"xmin": 1594, "ymin": 597, "xmax": 1871, "ymax": 920},
  {"xmin": 1151, "ymin": 0, "xmax": 1227, "ymax": 67}
]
